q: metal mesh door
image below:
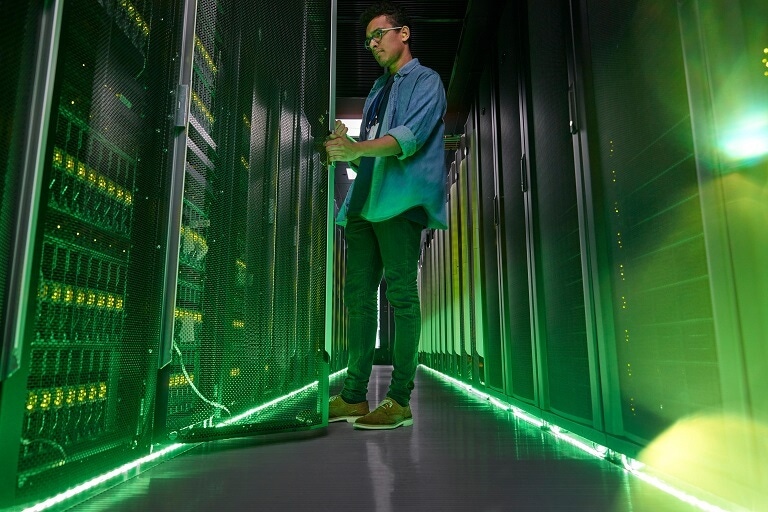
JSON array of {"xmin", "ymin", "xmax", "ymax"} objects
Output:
[
  {"xmin": 162, "ymin": 0, "xmax": 331, "ymax": 442},
  {"xmin": 7, "ymin": 0, "xmax": 182, "ymax": 505}
]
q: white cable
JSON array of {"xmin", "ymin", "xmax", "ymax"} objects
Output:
[
  {"xmin": 22, "ymin": 437, "xmax": 67, "ymax": 460},
  {"xmin": 173, "ymin": 341, "xmax": 231, "ymax": 416}
]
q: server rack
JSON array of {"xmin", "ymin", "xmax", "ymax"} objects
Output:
[
  {"xmin": 331, "ymin": 226, "xmax": 349, "ymax": 374},
  {"xmin": 419, "ymin": 1, "xmax": 762, "ymax": 506},
  {"xmin": 0, "ymin": 0, "xmax": 63, "ymax": 503},
  {"xmin": 456, "ymin": 145, "xmax": 475, "ymax": 384},
  {"xmin": 1, "ymin": 0, "xmax": 333, "ymax": 506},
  {"xmin": 448, "ymin": 164, "xmax": 461, "ymax": 378},
  {"xmin": 473, "ymin": 66, "xmax": 504, "ymax": 392},
  {"xmin": 158, "ymin": 0, "xmax": 332, "ymax": 442},
  {"xmin": 494, "ymin": 1, "xmax": 535, "ymax": 405},
  {"xmin": 463, "ymin": 107, "xmax": 486, "ymax": 385},
  {"xmin": 418, "ymin": 232, "xmax": 433, "ymax": 369},
  {"xmin": 522, "ymin": 0, "xmax": 601, "ymax": 431},
  {"xmin": 0, "ymin": 0, "xmax": 184, "ymax": 506}
]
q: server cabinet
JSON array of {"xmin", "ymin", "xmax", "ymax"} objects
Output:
[
  {"xmin": 331, "ymin": 226, "xmax": 348, "ymax": 374},
  {"xmin": 439, "ymin": 227, "xmax": 450, "ymax": 372},
  {"xmin": 448, "ymin": 167, "xmax": 462, "ymax": 378},
  {"xmin": 578, "ymin": 0, "xmax": 724, "ymax": 446},
  {"xmin": 421, "ymin": 232, "xmax": 435, "ymax": 370},
  {"xmin": 158, "ymin": 0, "xmax": 331, "ymax": 442},
  {"xmin": 472, "ymin": 67, "xmax": 504, "ymax": 392},
  {"xmin": 1, "ymin": 0, "xmax": 333, "ymax": 506},
  {"xmin": 463, "ymin": 108, "xmax": 487, "ymax": 385},
  {"xmin": 676, "ymin": 2, "xmax": 768, "ymax": 507},
  {"xmin": 0, "ymin": 0, "xmax": 185, "ymax": 507},
  {"xmin": 0, "ymin": 0, "xmax": 63, "ymax": 504},
  {"xmin": 522, "ymin": 0, "xmax": 601, "ymax": 430},
  {"xmin": 456, "ymin": 144, "xmax": 477, "ymax": 384},
  {"xmin": 375, "ymin": 282, "xmax": 393, "ymax": 365},
  {"xmin": 495, "ymin": 1, "xmax": 535, "ymax": 405}
]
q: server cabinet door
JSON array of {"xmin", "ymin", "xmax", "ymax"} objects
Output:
[
  {"xmin": 157, "ymin": 0, "xmax": 331, "ymax": 443},
  {"xmin": 0, "ymin": 0, "xmax": 63, "ymax": 505},
  {"xmin": 495, "ymin": 1, "xmax": 536, "ymax": 405},
  {"xmin": 473, "ymin": 68, "xmax": 505, "ymax": 393},
  {"xmin": 456, "ymin": 145, "xmax": 477, "ymax": 384},
  {"xmin": 522, "ymin": 0, "xmax": 601, "ymax": 429},
  {"xmin": 0, "ymin": 0, "xmax": 186, "ymax": 507},
  {"xmin": 463, "ymin": 107, "xmax": 488, "ymax": 385}
]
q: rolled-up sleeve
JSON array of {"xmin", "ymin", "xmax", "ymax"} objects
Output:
[{"xmin": 384, "ymin": 71, "xmax": 446, "ymax": 160}]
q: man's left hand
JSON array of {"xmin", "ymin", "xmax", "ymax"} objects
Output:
[{"xmin": 324, "ymin": 132, "xmax": 360, "ymax": 163}]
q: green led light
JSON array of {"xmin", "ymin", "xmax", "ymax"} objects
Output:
[
  {"xmin": 217, "ymin": 368, "xmax": 345, "ymax": 427},
  {"xmin": 23, "ymin": 368, "xmax": 345, "ymax": 511},
  {"xmin": 217, "ymin": 381, "xmax": 319, "ymax": 427},
  {"xmin": 625, "ymin": 465, "xmax": 728, "ymax": 512},
  {"xmin": 22, "ymin": 444, "xmax": 188, "ymax": 512},
  {"xmin": 418, "ymin": 364, "xmax": 729, "ymax": 512}
]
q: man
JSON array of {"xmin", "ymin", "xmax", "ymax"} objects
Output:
[{"xmin": 324, "ymin": 1, "xmax": 447, "ymax": 430}]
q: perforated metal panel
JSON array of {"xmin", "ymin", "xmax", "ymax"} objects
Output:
[
  {"xmin": 496, "ymin": 1, "xmax": 534, "ymax": 403},
  {"xmin": 526, "ymin": 0, "xmax": 593, "ymax": 423},
  {"xmin": 1, "ymin": 1, "xmax": 39, "ymax": 393},
  {"xmin": 8, "ymin": 0, "xmax": 182, "ymax": 504},
  {"xmin": 331, "ymin": 226, "xmax": 349, "ymax": 374},
  {"xmin": 586, "ymin": 0, "xmax": 721, "ymax": 443},
  {"xmin": 457, "ymin": 149, "xmax": 475, "ymax": 383},
  {"xmin": 475, "ymin": 66, "xmax": 504, "ymax": 392},
  {"xmin": 163, "ymin": 0, "xmax": 331, "ymax": 442}
]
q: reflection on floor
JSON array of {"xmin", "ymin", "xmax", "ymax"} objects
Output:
[{"xmin": 72, "ymin": 365, "xmax": 701, "ymax": 511}]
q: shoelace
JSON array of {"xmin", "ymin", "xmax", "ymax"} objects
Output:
[{"xmin": 378, "ymin": 398, "xmax": 394, "ymax": 410}]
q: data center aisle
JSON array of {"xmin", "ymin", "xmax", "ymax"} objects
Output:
[{"xmin": 72, "ymin": 366, "xmax": 697, "ymax": 512}]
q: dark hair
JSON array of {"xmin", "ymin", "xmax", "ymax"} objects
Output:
[{"xmin": 360, "ymin": 2, "xmax": 412, "ymax": 44}]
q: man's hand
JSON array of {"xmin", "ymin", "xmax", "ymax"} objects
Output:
[
  {"xmin": 323, "ymin": 119, "xmax": 403, "ymax": 166},
  {"xmin": 324, "ymin": 120, "xmax": 359, "ymax": 163}
]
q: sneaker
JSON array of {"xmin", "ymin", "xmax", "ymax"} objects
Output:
[
  {"xmin": 354, "ymin": 398, "xmax": 413, "ymax": 430},
  {"xmin": 328, "ymin": 395, "xmax": 369, "ymax": 423}
]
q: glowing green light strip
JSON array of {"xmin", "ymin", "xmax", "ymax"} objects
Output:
[
  {"xmin": 216, "ymin": 380, "xmax": 319, "ymax": 427},
  {"xmin": 216, "ymin": 368, "xmax": 346, "ymax": 427},
  {"xmin": 22, "ymin": 443, "xmax": 187, "ymax": 512},
  {"xmin": 626, "ymin": 467, "xmax": 728, "ymax": 512},
  {"xmin": 419, "ymin": 365, "xmax": 730, "ymax": 512},
  {"xmin": 24, "ymin": 368, "xmax": 347, "ymax": 511}
]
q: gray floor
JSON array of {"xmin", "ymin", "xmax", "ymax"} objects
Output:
[{"xmin": 72, "ymin": 366, "xmax": 701, "ymax": 511}]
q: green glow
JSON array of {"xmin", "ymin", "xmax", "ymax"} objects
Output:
[
  {"xmin": 216, "ymin": 368, "xmax": 346, "ymax": 426},
  {"xmin": 626, "ymin": 465, "xmax": 728, "ymax": 512},
  {"xmin": 419, "ymin": 365, "xmax": 546, "ymax": 428},
  {"xmin": 22, "ymin": 371, "xmax": 351, "ymax": 511},
  {"xmin": 419, "ymin": 365, "xmax": 729, "ymax": 512},
  {"xmin": 549, "ymin": 425, "xmax": 608, "ymax": 459},
  {"xmin": 216, "ymin": 380, "xmax": 320, "ymax": 427},
  {"xmin": 721, "ymin": 115, "xmax": 768, "ymax": 161},
  {"xmin": 22, "ymin": 444, "xmax": 188, "ymax": 512}
]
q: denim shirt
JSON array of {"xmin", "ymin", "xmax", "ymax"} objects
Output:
[{"xmin": 336, "ymin": 58, "xmax": 448, "ymax": 230}]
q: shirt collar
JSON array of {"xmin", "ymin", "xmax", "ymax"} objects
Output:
[{"xmin": 379, "ymin": 58, "xmax": 420, "ymax": 84}]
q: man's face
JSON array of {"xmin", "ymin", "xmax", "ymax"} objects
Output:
[{"xmin": 365, "ymin": 15, "xmax": 405, "ymax": 68}]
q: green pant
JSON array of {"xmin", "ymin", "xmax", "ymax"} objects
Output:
[{"xmin": 340, "ymin": 215, "xmax": 424, "ymax": 407}]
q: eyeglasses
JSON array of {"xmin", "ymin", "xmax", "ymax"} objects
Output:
[{"xmin": 363, "ymin": 27, "xmax": 403, "ymax": 50}]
